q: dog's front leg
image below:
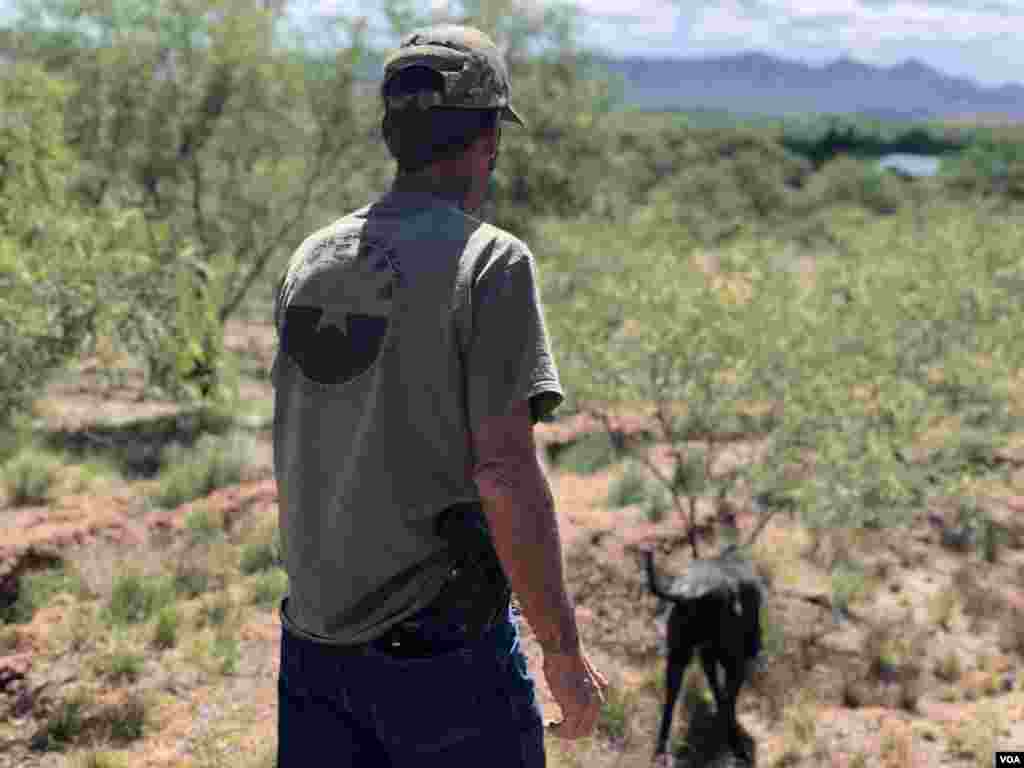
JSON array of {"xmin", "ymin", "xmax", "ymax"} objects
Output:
[{"xmin": 655, "ymin": 647, "xmax": 691, "ymax": 760}]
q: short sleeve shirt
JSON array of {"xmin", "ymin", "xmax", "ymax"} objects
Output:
[{"xmin": 271, "ymin": 183, "xmax": 564, "ymax": 645}]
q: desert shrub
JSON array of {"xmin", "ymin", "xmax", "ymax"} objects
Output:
[
  {"xmin": 249, "ymin": 567, "xmax": 288, "ymax": 608},
  {"xmin": 645, "ymin": 488, "xmax": 672, "ymax": 523},
  {"xmin": 75, "ymin": 751, "xmax": 129, "ymax": 768},
  {"xmin": 97, "ymin": 647, "xmax": 144, "ymax": 684},
  {"xmin": 597, "ymin": 683, "xmax": 633, "ymax": 744},
  {"xmin": 953, "ymin": 565, "xmax": 1005, "ymax": 627},
  {"xmin": 30, "ymin": 696, "xmax": 86, "ymax": 752},
  {"xmin": 3, "ymin": 565, "xmax": 82, "ymax": 624},
  {"xmin": 153, "ymin": 604, "xmax": 180, "ymax": 650},
  {"xmin": 173, "ymin": 559, "xmax": 213, "ymax": 599},
  {"xmin": 1, "ymin": 449, "xmax": 62, "ymax": 506},
  {"xmin": 99, "ymin": 692, "xmax": 149, "ymax": 743},
  {"xmin": 863, "ymin": 624, "xmax": 898, "ymax": 681},
  {"xmin": 240, "ymin": 526, "xmax": 281, "ymax": 575},
  {"xmin": 830, "ymin": 560, "xmax": 867, "ymax": 616},
  {"xmin": 607, "ymin": 461, "xmax": 650, "ymax": 508},
  {"xmin": 198, "ymin": 591, "xmax": 236, "ymax": 628},
  {"xmin": 105, "ymin": 570, "xmax": 174, "ymax": 626},
  {"xmin": 553, "ymin": 432, "xmax": 618, "ymax": 475},
  {"xmin": 934, "ymin": 649, "xmax": 962, "ymax": 682},
  {"xmin": 213, "ymin": 633, "xmax": 241, "ymax": 675},
  {"xmin": 927, "ymin": 586, "xmax": 959, "ymax": 631},
  {"xmin": 151, "ymin": 431, "xmax": 257, "ymax": 509},
  {"xmin": 184, "ymin": 506, "xmax": 225, "ymax": 544},
  {"xmin": 805, "ymin": 155, "xmax": 904, "ymax": 215}
]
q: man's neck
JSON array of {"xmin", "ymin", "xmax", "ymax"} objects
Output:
[{"xmin": 392, "ymin": 169, "xmax": 473, "ymax": 211}]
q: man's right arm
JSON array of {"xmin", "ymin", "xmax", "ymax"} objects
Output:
[{"xmin": 471, "ymin": 397, "xmax": 580, "ymax": 654}]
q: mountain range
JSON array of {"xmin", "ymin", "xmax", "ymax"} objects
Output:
[{"xmin": 595, "ymin": 53, "xmax": 1024, "ymax": 120}]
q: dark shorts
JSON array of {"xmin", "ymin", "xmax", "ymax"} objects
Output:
[{"xmin": 277, "ymin": 598, "xmax": 546, "ymax": 767}]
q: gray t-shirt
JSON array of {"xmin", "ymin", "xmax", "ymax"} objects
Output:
[{"xmin": 271, "ymin": 183, "xmax": 564, "ymax": 645}]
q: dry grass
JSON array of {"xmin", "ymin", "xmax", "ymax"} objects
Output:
[
  {"xmin": 779, "ymin": 688, "xmax": 819, "ymax": 760},
  {"xmin": 934, "ymin": 648, "xmax": 963, "ymax": 683},
  {"xmin": 952, "ymin": 565, "xmax": 1007, "ymax": 630},
  {"xmin": 879, "ymin": 721, "xmax": 915, "ymax": 768},
  {"xmin": 948, "ymin": 702, "xmax": 1007, "ymax": 767},
  {"xmin": 927, "ymin": 584, "xmax": 961, "ymax": 631},
  {"xmin": 998, "ymin": 608, "xmax": 1024, "ymax": 657}
]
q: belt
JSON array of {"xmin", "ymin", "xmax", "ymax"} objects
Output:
[{"xmin": 370, "ymin": 621, "xmax": 469, "ymax": 658}]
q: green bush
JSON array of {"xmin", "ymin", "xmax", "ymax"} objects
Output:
[
  {"xmin": 30, "ymin": 697, "xmax": 85, "ymax": 752},
  {"xmin": 152, "ymin": 432, "xmax": 257, "ymax": 509},
  {"xmin": 153, "ymin": 604, "xmax": 180, "ymax": 649},
  {"xmin": 249, "ymin": 567, "xmax": 288, "ymax": 608},
  {"xmin": 199, "ymin": 592, "xmax": 235, "ymax": 628},
  {"xmin": 2, "ymin": 449, "xmax": 62, "ymax": 506},
  {"xmin": 98, "ymin": 648, "xmax": 144, "ymax": 683},
  {"xmin": 831, "ymin": 561, "xmax": 867, "ymax": 615},
  {"xmin": 554, "ymin": 432, "xmax": 618, "ymax": 475},
  {"xmin": 184, "ymin": 506, "xmax": 224, "ymax": 544},
  {"xmin": 105, "ymin": 571, "xmax": 174, "ymax": 627},
  {"xmin": 101, "ymin": 692, "xmax": 149, "ymax": 743},
  {"xmin": 597, "ymin": 684, "xmax": 632, "ymax": 743},
  {"xmin": 76, "ymin": 751, "xmax": 130, "ymax": 768},
  {"xmin": 3, "ymin": 566, "xmax": 82, "ymax": 624},
  {"xmin": 240, "ymin": 531, "xmax": 281, "ymax": 575},
  {"xmin": 173, "ymin": 561, "xmax": 213, "ymax": 599},
  {"xmin": 212, "ymin": 633, "xmax": 241, "ymax": 676},
  {"xmin": 645, "ymin": 488, "xmax": 673, "ymax": 523},
  {"xmin": 607, "ymin": 462, "xmax": 650, "ymax": 508}
]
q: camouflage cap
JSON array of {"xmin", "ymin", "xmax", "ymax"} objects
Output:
[{"xmin": 382, "ymin": 24, "xmax": 525, "ymax": 127}]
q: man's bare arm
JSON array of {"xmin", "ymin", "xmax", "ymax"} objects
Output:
[{"xmin": 471, "ymin": 398, "xmax": 580, "ymax": 654}]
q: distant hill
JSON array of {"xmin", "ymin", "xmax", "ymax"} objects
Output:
[
  {"xmin": 350, "ymin": 48, "xmax": 1022, "ymax": 122},
  {"xmin": 595, "ymin": 53, "xmax": 1024, "ymax": 121}
]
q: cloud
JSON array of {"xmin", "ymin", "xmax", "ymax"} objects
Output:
[
  {"xmin": 686, "ymin": 0, "xmax": 1023, "ymax": 50},
  {"xmin": 572, "ymin": 0, "xmax": 681, "ymax": 45}
]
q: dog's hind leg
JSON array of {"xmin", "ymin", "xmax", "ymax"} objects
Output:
[
  {"xmin": 699, "ymin": 645, "xmax": 725, "ymax": 718},
  {"xmin": 721, "ymin": 657, "xmax": 750, "ymax": 762},
  {"xmin": 655, "ymin": 645, "xmax": 692, "ymax": 759}
]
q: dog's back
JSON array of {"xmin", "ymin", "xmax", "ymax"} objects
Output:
[{"xmin": 645, "ymin": 549, "xmax": 763, "ymax": 661}]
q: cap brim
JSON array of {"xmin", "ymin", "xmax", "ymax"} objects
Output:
[{"xmin": 501, "ymin": 104, "xmax": 526, "ymax": 128}]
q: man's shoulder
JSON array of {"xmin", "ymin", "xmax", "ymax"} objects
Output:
[
  {"xmin": 462, "ymin": 216, "xmax": 532, "ymax": 264},
  {"xmin": 297, "ymin": 210, "xmax": 369, "ymax": 252}
]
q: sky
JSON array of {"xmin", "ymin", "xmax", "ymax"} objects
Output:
[{"xmin": 305, "ymin": 0, "xmax": 1024, "ymax": 89}]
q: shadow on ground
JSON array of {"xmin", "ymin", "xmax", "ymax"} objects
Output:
[
  {"xmin": 672, "ymin": 698, "xmax": 757, "ymax": 768},
  {"xmin": 41, "ymin": 408, "xmax": 237, "ymax": 479}
]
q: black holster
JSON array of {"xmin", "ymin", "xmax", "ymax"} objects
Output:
[{"xmin": 430, "ymin": 502, "xmax": 512, "ymax": 635}]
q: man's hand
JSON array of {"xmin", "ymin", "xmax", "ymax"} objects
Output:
[{"xmin": 542, "ymin": 648, "xmax": 608, "ymax": 740}]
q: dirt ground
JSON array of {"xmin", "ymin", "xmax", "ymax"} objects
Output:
[{"xmin": 2, "ymin": 317, "xmax": 1024, "ymax": 768}]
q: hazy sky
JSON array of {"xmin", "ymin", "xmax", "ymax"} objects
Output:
[{"xmin": 309, "ymin": 0, "xmax": 1024, "ymax": 88}]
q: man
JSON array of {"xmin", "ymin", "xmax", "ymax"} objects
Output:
[{"xmin": 271, "ymin": 23, "xmax": 607, "ymax": 767}]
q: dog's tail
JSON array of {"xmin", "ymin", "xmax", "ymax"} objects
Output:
[{"xmin": 643, "ymin": 550, "xmax": 684, "ymax": 604}]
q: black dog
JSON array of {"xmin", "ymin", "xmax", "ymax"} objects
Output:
[{"xmin": 643, "ymin": 545, "xmax": 764, "ymax": 764}]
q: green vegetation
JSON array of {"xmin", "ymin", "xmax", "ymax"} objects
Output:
[
  {"xmin": 0, "ymin": 3, "xmax": 1021, "ymax": 557},
  {"xmin": 152, "ymin": 431, "xmax": 258, "ymax": 509},
  {"xmin": 249, "ymin": 567, "xmax": 289, "ymax": 608},
  {"xmin": 105, "ymin": 571, "xmax": 175, "ymax": 627},
  {"xmin": 1, "ymin": 6, "xmax": 1024, "ymax": 761},
  {"xmin": 607, "ymin": 462, "xmax": 650, "ymax": 508},
  {"xmin": 31, "ymin": 696, "xmax": 86, "ymax": 752},
  {"xmin": 2, "ymin": 448, "xmax": 63, "ymax": 506},
  {"xmin": 152, "ymin": 603, "xmax": 180, "ymax": 649},
  {"xmin": 3, "ymin": 565, "xmax": 83, "ymax": 624},
  {"xmin": 554, "ymin": 432, "xmax": 619, "ymax": 475}
]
